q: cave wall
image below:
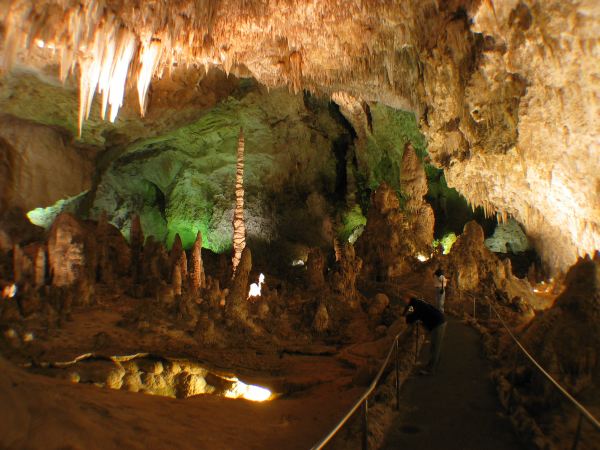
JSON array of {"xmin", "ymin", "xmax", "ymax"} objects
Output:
[
  {"xmin": 1, "ymin": 0, "xmax": 598, "ymax": 272},
  {"xmin": 0, "ymin": 115, "xmax": 93, "ymax": 213},
  {"xmin": 432, "ymin": 1, "xmax": 600, "ymax": 273},
  {"xmin": 91, "ymin": 87, "xmax": 347, "ymax": 259}
]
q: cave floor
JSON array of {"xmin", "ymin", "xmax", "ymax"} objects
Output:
[
  {"xmin": 380, "ymin": 317, "xmax": 529, "ymax": 450},
  {"xmin": 0, "ymin": 286, "xmax": 399, "ymax": 449}
]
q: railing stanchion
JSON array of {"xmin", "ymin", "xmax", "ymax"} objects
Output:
[
  {"xmin": 362, "ymin": 399, "xmax": 369, "ymax": 450},
  {"xmin": 473, "ymin": 296, "xmax": 476, "ymax": 320},
  {"xmin": 571, "ymin": 411, "xmax": 584, "ymax": 450},
  {"xmin": 395, "ymin": 338, "xmax": 400, "ymax": 411}
]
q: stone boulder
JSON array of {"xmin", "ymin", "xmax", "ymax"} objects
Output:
[{"xmin": 368, "ymin": 293, "xmax": 390, "ymax": 318}]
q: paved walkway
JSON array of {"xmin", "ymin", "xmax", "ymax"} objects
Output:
[{"xmin": 380, "ymin": 318, "xmax": 528, "ymax": 450}]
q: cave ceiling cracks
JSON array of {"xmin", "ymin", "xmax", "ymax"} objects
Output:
[{"xmin": 0, "ymin": 0, "xmax": 599, "ymax": 273}]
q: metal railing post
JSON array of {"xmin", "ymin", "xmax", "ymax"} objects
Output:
[
  {"xmin": 571, "ymin": 411, "xmax": 584, "ymax": 450},
  {"xmin": 473, "ymin": 296, "xmax": 476, "ymax": 320},
  {"xmin": 362, "ymin": 399, "xmax": 369, "ymax": 450},
  {"xmin": 395, "ymin": 338, "xmax": 400, "ymax": 411}
]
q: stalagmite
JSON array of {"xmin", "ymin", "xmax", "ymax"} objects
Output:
[
  {"xmin": 33, "ymin": 245, "xmax": 46, "ymax": 288},
  {"xmin": 306, "ymin": 248, "xmax": 326, "ymax": 288},
  {"xmin": 170, "ymin": 234, "xmax": 187, "ymax": 282},
  {"xmin": 172, "ymin": 262, "xmax": 182, "ymax": 297},
  {"xmin": 312, "ymin": 303, "xmax": 329, "ymax": 333},
  {"xmin": 47, "ymin": 213, "xmax": 87, "ymax": 287},
  {"xmin": 189, "ymin": 231, "xmax": 205, "ymax": 292},
  {"xmin": 12, "ymin": 244, "xmax": 23, "ymax": 284},
  {"xmin": 227, "ymin": 247, "xmax": 251, "ymax": 321},
  {"xmin": 231, "ymin": 128, "xmax": 246, "ymax": 276}
]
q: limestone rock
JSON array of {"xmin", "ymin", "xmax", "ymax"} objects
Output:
[
  {"xmin": 130, "ymin": 214, "xmax": 144, "ymax": 283},
  {"xmin": 47, "ymin": 213, "xmax": 94, "ymax": 287},
  {"xmin": 400, "ymin": 143, "xmax": 428, "ymax": 212},
  {"xmin": 172, "ymin": 263, "xmax": 183, "ymax": 297},
  {"xmin": 356, "ymin": 183, "xmax": 412, "ymax": 280},
  {"xmin": 170, "ymin": 234, "xmax": 187, "ymax": 279},
  {"xmin": 329, "ymin": 243, "xmax": 362, "ymax": 299},
  {"xmin": 312, "ymin": 303, "xmax": 329, "ymax": 333},
  {"xmin": 0, "ymin": 115, "xmax": 92, "ymax": 213},
  {"xmin": 305, "ymin": 248, "xmax": 326, "ymax": 288},
  {"xmin": 189, "ymin": 230, "xmax": 205, "ymax": 292},
  {"xmin": 368, "ymin": 293, "xmax": 390, "ymax": 318},
  {"xmin": 226, "ymin": 247, "xmax": 252, "ymax": 321}
]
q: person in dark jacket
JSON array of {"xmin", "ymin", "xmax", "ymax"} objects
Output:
[{"xmin": 402, "ymin": 296, "xmax": 447, "ymax": 375}]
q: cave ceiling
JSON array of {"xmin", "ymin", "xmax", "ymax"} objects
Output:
[{"xmin": 0, "ymin": 0, "xmax": 599, "ymax": 273}]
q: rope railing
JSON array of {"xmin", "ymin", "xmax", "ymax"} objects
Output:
[
  {"xmin": 310, "ymin": 324, "xmax": 419, "ymax": 450},
  {"xmin": 473, "ymin": 297, "xmax": 600, "ymax": 449}
]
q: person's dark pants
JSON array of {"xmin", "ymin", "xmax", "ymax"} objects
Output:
[{"xmin": 426, "ymin": 322, "xmax": 447, "ymax": 373}]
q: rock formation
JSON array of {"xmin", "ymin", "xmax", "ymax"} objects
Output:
[
  {"xmin": 130, "ymin": 214, "xmax": 144, "ymax": 283},
  {"xmin": 489, "ymin": 253, "xmax": 600, "ymax": 449},
  {"xmin": 3, "ymin": 1, "xmax": 597, "ymax": 273},
  {"xmin": 170, "ymin": 234, "xmax": 184, "ymax": 275},
  {"xmin": 312, "ymin": 303, "xmax": 329, "ymax": 333},
  {"xmin": 400, "ymin": 143, "xmax": 434, "ymax": 255},
  {"xmin": 356, "ymin": 183, "xmax": 412, "ymax": 280},
  {"xmin": 47, "ymin": 213, "xmax": 92, "ymax": 287},
  {"xmin": 232, "ymin": 128, "xmax": 246, "ymax": 276},
  {"xmin": 305, "ymin": 248, "xmax": 326, "ymax": 289},
  {"xmin": 444, "ymin": 220, "xmax": 536, "ymax": 316},
  {"xmin": 189, "ymin": 231, "xmax": 206, "ymax": 293},
  {"xmin": 172, "ymin": 262, "xmax": 183, "ymax": 297},
  {"xmin": 329, "ymin": 243, "xmax": 362, "ymax": 300},
  {"xmin": 226, "ymin": 247, "xmax": 252, "ymax": 321}
]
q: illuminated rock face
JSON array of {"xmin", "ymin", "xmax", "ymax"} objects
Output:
[
  {"xmin": 0, "ymin": 115, "xmax": 92, "ymax": 213},
  {"xmin": 0, "ymin": 0, "xmax": 598, "ymax": 273},
  {"xmin": 91, "ymin": 88, "xmax": 345, "ymax": 254}
]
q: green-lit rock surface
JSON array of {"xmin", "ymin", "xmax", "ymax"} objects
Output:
[{"xmin": 92, "ymin": 87, "xmax": 346, "ymax": 255}]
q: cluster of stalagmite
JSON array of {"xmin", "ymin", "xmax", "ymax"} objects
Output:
[
  {"xmin": 355, "ymin": 183, "xmax": 416, "ymax": 280},
  {"xmin": 4, "ymin": 0, "xmax": 597, "ymax": 272}
]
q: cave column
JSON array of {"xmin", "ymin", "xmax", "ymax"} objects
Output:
[{"xmin": 232, "ymin": 127, "xmax": 246, "ymax": 275}]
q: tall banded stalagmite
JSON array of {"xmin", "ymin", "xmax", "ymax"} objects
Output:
[{"xmin": 232, "ymin": 127, "xmax": 246, "ymax": 276}]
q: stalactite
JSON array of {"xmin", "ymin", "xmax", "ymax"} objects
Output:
[{"xmin": 232, "ymin": 127, "xmax": 246, "ymax": 276}]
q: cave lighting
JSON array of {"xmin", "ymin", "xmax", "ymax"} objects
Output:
[
  {"xmin": 248, "ymin": 273, "xmax": 265, "ymax": 298},
  {"xmin": 291, "ymin": 259, "xmax": 305, "ymax": 266},
  {"xmin": 2, "ymin": 284, "xmax": 17, "ymax": 299},
  {"xmin": 416, "ymin": 253, "xmax": 429, "ymax": 262},
  {"xmin": 224, "ymin": 377, "xmax": 272, "ymax": 402}
]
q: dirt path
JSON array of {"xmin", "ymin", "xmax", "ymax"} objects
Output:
[{"xmin": 380, "ymin": 317, "xmax": 528, "ymax": 450}]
